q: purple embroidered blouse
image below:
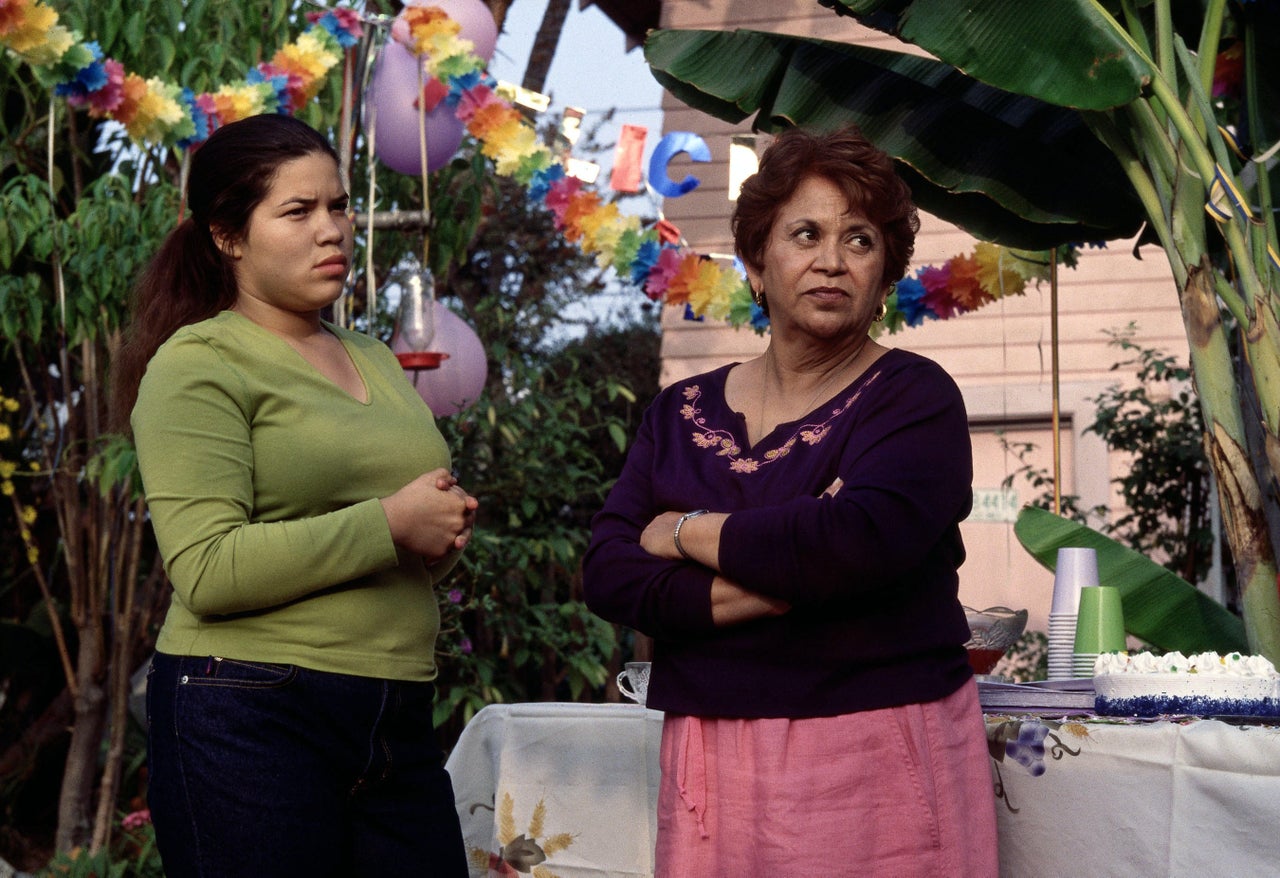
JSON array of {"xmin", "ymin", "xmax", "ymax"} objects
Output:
[{"xmin": 583, "ymin": 347, "xmax": 975, "ymax": 719}]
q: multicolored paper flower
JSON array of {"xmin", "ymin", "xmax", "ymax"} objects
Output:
[{"xmin": 1, "ymin": 0, "xmax": 361, "ymax": 147}]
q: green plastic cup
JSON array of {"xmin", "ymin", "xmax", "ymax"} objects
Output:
[{"xmin": 1074, "ymin": 586, "xmax": 1126, "ymax": 653}]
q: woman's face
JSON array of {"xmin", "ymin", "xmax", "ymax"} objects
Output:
[
  {"xmin": 224, "ymin": 152, "xmax": 353, "ymax": 321},
  {"xmin": 744, "ymin": 174, "xmax": 888, "ymax": 343}
]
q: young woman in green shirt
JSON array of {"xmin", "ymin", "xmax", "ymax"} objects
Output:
[{"xmin": 112, "ymin": 113, "xmax": 475, "ymax": 878}]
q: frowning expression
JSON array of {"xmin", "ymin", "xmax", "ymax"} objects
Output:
[
  {"xmin": 743, "ymin": 174, "xmax": 888, "ymax": 342},
  {"xmin": 223, "ymin": 152, "xmax": 353, "ymax": 322}
]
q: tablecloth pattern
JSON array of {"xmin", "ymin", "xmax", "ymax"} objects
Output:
[{"xmin": 446, "ymin": 702, "xmax": 664, "ymax": 878}]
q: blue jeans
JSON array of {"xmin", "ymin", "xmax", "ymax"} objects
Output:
[{"xmin": 146, "ymin": 653, "xmax": 468, "ymax": 878}]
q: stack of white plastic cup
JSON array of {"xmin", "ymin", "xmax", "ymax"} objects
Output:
[{"xmin": 1048, "ymin": 547, "xmax": 1099, "ymax": 680}]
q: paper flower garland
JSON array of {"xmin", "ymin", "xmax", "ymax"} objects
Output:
[
  {"xmin": 393, "ymin": 6, "xmax": 1082, "ymax": 333},
  {"xmin": 3, "ymin": 0, "xmax": 1074, "ymax": 334},
  {"xmin": 1, "ymin": 0, "xmax": 361, "ymax": 148},
  {"xmin": 881, "ymin": 242, "xmax": 1083, "ymax": 335}
]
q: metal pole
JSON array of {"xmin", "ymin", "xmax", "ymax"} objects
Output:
[{"xmin": 1050, "ymin": 248, "xmax": 1062, "ymax": 516}]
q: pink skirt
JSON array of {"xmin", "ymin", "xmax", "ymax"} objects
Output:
[{"xmin": 655, "ymin": 681, "xmax": 998, "ymax": 877}]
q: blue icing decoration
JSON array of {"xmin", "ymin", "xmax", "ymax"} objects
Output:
[{"xmin": 1096, "ymin": 694, "xmax": 1280, "ymax": 718}]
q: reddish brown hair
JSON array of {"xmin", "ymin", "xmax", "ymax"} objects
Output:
[
  {"xmin": 110, "ymin": 114, "xmax": 339, "ymax": 432},
  {"xmin": 732, "ymin": 125, "xmax": 920, "ymax": 288}
]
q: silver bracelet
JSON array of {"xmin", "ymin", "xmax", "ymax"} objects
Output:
[{"xmin": 673, "ymin": 509, "xmax": 710, "ymax": 560}]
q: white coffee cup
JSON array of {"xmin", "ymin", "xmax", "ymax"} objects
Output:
[
  {"xmin": 616, "ymin": 661, "xmax": 650, "ymax": 706},
  {"xmin": 1051, "ymin": 547, "xmax": 1099, "ymax": 615}
]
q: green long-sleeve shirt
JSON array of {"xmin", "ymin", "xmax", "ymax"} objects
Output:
[{"xmin": 132, "ymin": 310, "xmax": 456, "ymax": 681}]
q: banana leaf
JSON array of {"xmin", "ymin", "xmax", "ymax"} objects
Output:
[
  {"xmin": 1014, "ymin": 506, "xmax": 1246, "ymax": 653},
  {"xmin": 821, "ymin": 0, "xmax": 1151, "ymax": 110},
  {"xmin": 645, "ymin": 28, "xmax": 1145, "ymax": 249}
]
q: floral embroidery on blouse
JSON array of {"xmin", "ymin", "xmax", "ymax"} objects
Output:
[{"xmin": 681, "ymin": 370, "xmax": 881, "ymax": 473}]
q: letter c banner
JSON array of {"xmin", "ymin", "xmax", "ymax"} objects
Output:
[{"xmin": 647, "ymin": 131, "xmax": 711, "ymax": 198}]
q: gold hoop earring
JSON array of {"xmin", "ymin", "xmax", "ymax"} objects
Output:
[
  {"xmin": 751, "ymin": 287, "xmax": 766, "ymax": 308},
  {"xmin": 873, "ymin": 301, "xmax": 888, "ymax": 322}
]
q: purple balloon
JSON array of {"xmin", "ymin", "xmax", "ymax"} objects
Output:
[
  {"xmin": 402, "ymin": 0, "xmax": 498, "ymax": 62},
  {"xmin": 367, "ymin": 39, "xmax": 465, "ymax": 175},
  {"xmin": 393, "ymin": 302, "xmax": 487, "ymax": 417}
]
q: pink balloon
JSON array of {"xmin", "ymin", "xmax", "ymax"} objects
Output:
[
  {"xmin": 367, "ymin": 39, "xmax": 465, "ymax": 175},
  {"xmin": 394, "ymin": 302, "xmax": 487, "ymax": 417},
  {"xmin": 402, "ymin": 0, "xmax": 498, "ymax": 61}
]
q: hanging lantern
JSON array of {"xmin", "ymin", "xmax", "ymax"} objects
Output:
[
  {"xmin": 393, "ymin": 267, "xmax": 448, "ymax": 370},
  {"xmin": 393, "ymin": 301, "xmax": 487, "ymax": 417}
]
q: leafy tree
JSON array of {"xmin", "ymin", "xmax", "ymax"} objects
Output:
[
  {"xmin": 645, "ymin": 0, "xmax": 1280, "ymax": 657},
  {"xmin": 549, "ymin": 319, "xmax": 662, "ymax": 487}
]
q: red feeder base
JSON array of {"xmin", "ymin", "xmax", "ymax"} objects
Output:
[{"xmin": 396, "ymin": 351, "xmax": 450, "ymax": 370}]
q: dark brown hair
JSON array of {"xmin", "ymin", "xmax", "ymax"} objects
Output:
[
  {"xmin": 732, "ymin": 125, "xmax": 920, "ymax": 288},
  {"xmin": 110, "ymin": 114, "xmax": 339, "ymax": 432}
]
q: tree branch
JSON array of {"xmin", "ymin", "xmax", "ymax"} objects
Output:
[{"xmin": 352, "ymin": 210, "xmax": 430, "ymax": 232}]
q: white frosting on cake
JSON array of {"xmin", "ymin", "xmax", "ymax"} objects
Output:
[
  {"xmin": 1093, "ymin": 651, "xmax": 1280, "ymax": 717},
  {"xmin": 1093, "ymin": 650, "xmax": 1277, "ymax": 678}
]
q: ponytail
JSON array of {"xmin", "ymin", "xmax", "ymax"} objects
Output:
[{"xmin": 109, "ymin": 218, "xmax": 236, "ymax": 433}]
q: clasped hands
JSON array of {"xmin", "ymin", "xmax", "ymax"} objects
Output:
[{"xmin": 381, "ymin": 467, "xmax": 479, "ymax": 561}]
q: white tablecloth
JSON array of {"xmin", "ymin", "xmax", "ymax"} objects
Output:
[
  {"xmin": 445, "ymin": 702, "xmax": 664, "ymax": 877},
  {"xmin": 987, "ymin": 714, "xmax": 1280, "ymax": 877},
  {"xmin": 446, "ymin": 703, "xmax": 1280, "ymax": 877}
]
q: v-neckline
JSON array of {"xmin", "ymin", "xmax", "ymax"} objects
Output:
[
  {"xmin": 226, "ymin": 311, "xmax": 371, "ymax": 405},
  {"xmin": 723, "ymin": 352, "xmax": 889, "ymax": 453}
]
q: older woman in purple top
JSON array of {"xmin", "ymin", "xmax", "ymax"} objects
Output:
[{"xmin": 583, "ymin": 126, "xmax": 998, "ymax": 876}]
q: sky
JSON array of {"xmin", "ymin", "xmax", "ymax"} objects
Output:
[{"xmin": 487, "ymin": 2, "xmax": 666, "ymax": 200}]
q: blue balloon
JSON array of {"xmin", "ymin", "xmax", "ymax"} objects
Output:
[{"xmin": 648, "ymin": 131, "xmax": 711, "ymax": 198}]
